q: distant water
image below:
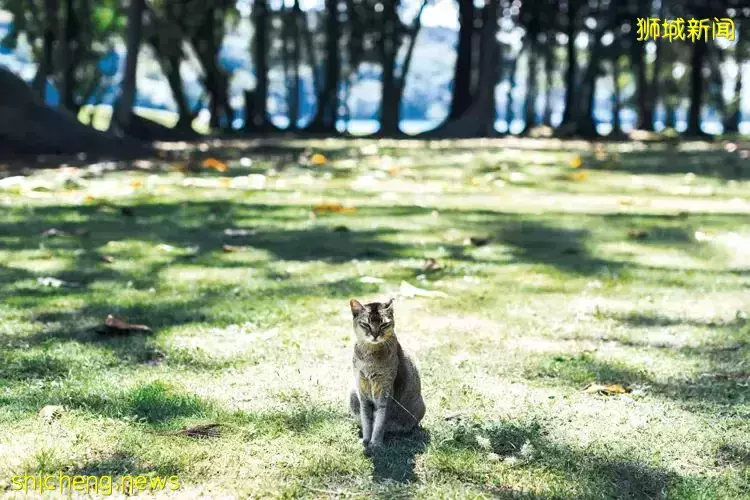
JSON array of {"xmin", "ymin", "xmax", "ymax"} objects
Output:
[{"xmin": 265, "ymin": 117, "xmax": 748, "ymax": 136}]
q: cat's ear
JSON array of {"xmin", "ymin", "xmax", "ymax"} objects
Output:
[
  {"xmin": 383, "ymin": 298, "xmax": 394, "ymax": 310},
  {"xmin": 350, "ymin": 299, "xmax": 364, "ymax": 315}
]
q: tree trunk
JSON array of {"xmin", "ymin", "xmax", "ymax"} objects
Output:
[
  {"xmin": 664, "ymin": 100, "xmax": 676, "ymax": 129},
  {"xmin": 560, "ymin": 1, "xmax": 578, "ymax": 126},
  {"xmin": 647, "ymin": 37, "xmax": 662, "ymax": 129},
  {"xmin": 250, "ymin": 0, "xmax": 271, "ymax": 130},
  {"xmin": 193, "ymin": 6, "xmax": 231, "ymax": 131},
  {"xmin": 611, "ymin": 50, "xmax": 621, "ymax": 134},
  {"xmin": 307, "ymin": 0, "xmax": 341, "ymax": 132},
  {"xmin": 290, "ymin": 0, "xmax": 301, "ymax": 130},
  {"xmin": 724, "ymin": 63, "xmax": 743, "ymax": 133},
  {"xmin": 505, "ymin": 54, "xmax": 518, "ymax": 129},
  {"xmin": 687, "ymin": 38, "xmax": 708, "ymax": 136},
  {"xmin": 59, "ymin": 0, "xmax": 79, "ymax": 111},
  {"xmin": 378, "ymin": 0, "xmax": 400, "ymax": 136},
  {"xmin": 542, "ymin": 41, "xmax": 554, "ymax": 126},
  {"xmin": 522, "ymin": 34, "xmax": 539, "ymax": 134},
  {"xmin": 33, "ymin": 0, "xmax": 57, "ymax": 98},
  {"xmin": 448, "ymin": 0, "xmax": 475, "ymax": 120},
  {"xmin": 422, "ymin": 0, "xmax": 499, "ymax": 137},
  {"xmin": 112, "ymin": 0, "xmax": 144, "ymax": 134}
]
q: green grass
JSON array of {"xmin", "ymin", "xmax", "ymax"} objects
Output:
[{"xmin": 1, "ymin": 138, "xmax": 749, "ymax": 498}]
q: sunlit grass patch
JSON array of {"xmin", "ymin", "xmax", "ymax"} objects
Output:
[{"xmin": 1, "ymin": 139, "xmax": 749, "ymax": 497}]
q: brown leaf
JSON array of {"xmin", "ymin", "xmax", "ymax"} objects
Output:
[
  {"xmin": 312, "ymin": 202, "xmax": 357, "ymax": 215},
  {"xmin": 102, "ymin": 314, "xmax": 152, "ymax": 334},
  {"xmin": 422, "ymin": 258, "xmax": 442, "ymax": 272},
  {"xmin": 584, "ymin": 383, "xmax": 631, "ymax": 396},
  {"xmin": 468, "ymin": 236, "xmax": 491, "ymax": 247},
  {"xmin": 100, "ymin": 255, "xmax": 115, "ymax": 264},
  {"xmin": 177, "ymin": 423, "xmax": 223, "ymax": 439},
  {"xmin": 628, "ymin": 229, "xmax": 649, "ymax": 240},
  {"xmin": 222, "ymin": 244, "xmax": 247, "ymax": 252},
  {"xmin": 202, "ymin": 158, "xmax": 229, "ymax": 172},
  {"xmin": 38, "ymin": 405, "xmax": 65, "ymax": 423}
]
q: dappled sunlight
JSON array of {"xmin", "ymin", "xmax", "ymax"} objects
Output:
[{"xmin": 1, "ymin": 138, "xmax": 749, "ymax": 496}]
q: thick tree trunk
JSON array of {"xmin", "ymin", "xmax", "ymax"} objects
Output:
[
  {"xmin": 193, "ymin": 6, "xmax": 231, "ymax": 131},
  {"xmin": 634, "ymin": 42, "xmax": 649, "ymax": 129},
  {"xmin": 164, "ymin": 54, "xmax": 193, "ymax": 129},
  {"xmin": 32, "ymin": 0, "xmax": 57, "ymax": 98},
  {"xmin": 724, "ymin": 64, "xmax": 743, "ymax": 133},
  {"xmin": 647, "ymin": 37, "xmax": 662, "ymax": 129},
  {"xmin": 0, "ymin": 67, "xmax": 149, "ymax": 157},
  {"xmin": 687, "ymin": 38, "xmax": 708, "ymax": 135},
  {"xmin": 448, "ymin": 0, "xmax": 475, "ymax": 120},
  {"xmin": 422, "ymin": 0, "xmax": 499, "ymax": 137},
  {"xmin": 290, "ymin": 0, "xmax": 301, "ymax": 130},
  {"xmin": 112, "ymin": 0, "xmax": 144, "ymax": 135},
  {"xmin": 307, "ymin": 0, "xmax": 341, "ymax": 132},
  {"xmin": 560, "ymin": 1, "xmax": 578, "ymax": 126},
  {"xmin": 378, "ymin": 0, "xmax": 400, "ymax": 136},
  {"xmin": 249, "ymin": 0, "xmax": 271, "ymax": 130},
  {"xmin": 59, "ymin": 0, "xmax": 79, "ymax": 111}
]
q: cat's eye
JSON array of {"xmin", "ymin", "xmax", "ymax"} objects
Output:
[{"xmin": 358, "ymin": 322, "xmax": 371, "ymax": 331}]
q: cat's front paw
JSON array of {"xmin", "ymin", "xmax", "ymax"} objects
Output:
[
  {"xmin": 363, "ymin": 442, "xmax": 382, "ymax": 457},
  {"xmin": 360, "ymin": 437, "xmax": 370, "ymax": 448}
]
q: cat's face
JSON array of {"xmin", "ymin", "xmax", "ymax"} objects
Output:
[{"xmin": 350, "ymin": 298, "xmax": 395, "ymax": 344}]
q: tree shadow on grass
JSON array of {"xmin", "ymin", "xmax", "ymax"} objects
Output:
[
  {"xmin": 370, "ymin": 427, "xmax": 430, "ymax": 483},
  {"xmin": 584, "ymin": 146, "xmax": 750, "ymax": 181},
  {"xmin": 495, "ymin": 220, "xmax": 624, "ymax": 277},
  {"xmin": 431, "ymin": 417, "xmax": 679, "ymax": 499}
]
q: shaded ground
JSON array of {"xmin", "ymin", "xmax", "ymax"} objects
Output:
[{"xmin": 0, "ymin": 138, "xmax": 749, "ymax": 498}]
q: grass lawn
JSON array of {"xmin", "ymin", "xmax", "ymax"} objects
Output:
[{"xmin": 1, "ymin": 138, "xmax": 749, "ymax": 498}]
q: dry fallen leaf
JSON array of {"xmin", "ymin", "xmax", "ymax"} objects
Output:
[
  {"xmin": 173, "ymin": 423, "xmax": 223, "ymax": 439},
  {"xmin": 627, "ymin": 230, "xmax": 649, "ymax": 240},
  {"xmin": 222, "ymin": 244, "xmax": 248, "ymax": 252},
  {"xmin": 202, "ymin": 158, "xmax": 229, "ymax": 172},
  {"xmin": 38, "ymin": 405, "xmax": 65, "ymax": 423},
  {"xmin": 468, "ymin": 236, "xmax": 491, "ymax": 247},
  {"xmin": 422, "ymin": 258, "xmax": 442, "ymax": 272},
  {"xmin": 100, "ymin": 255, "xmax": 115, "ymax": 263},
  {"xmin": 102, "ymin": 314, "xmax": 152, "ymax": 334},
  {"xmin": 312, "ymin": 202, "xmax": 357, "ymax": 215},
  {"xmin": 310, "ymin": 153, "xmax": 328, "ymax": 165},
  {"xmin": 584, "ymin": 383, "xmax": 631, "ymax": 396},
  {"xmin": 564, "ymin": 171, "xmax": 589, "ymax": 181}
]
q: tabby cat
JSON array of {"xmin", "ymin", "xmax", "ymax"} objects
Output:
[{"xmin": 348, "ymin": 298, "xmax": 425, "ymax": 455}]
